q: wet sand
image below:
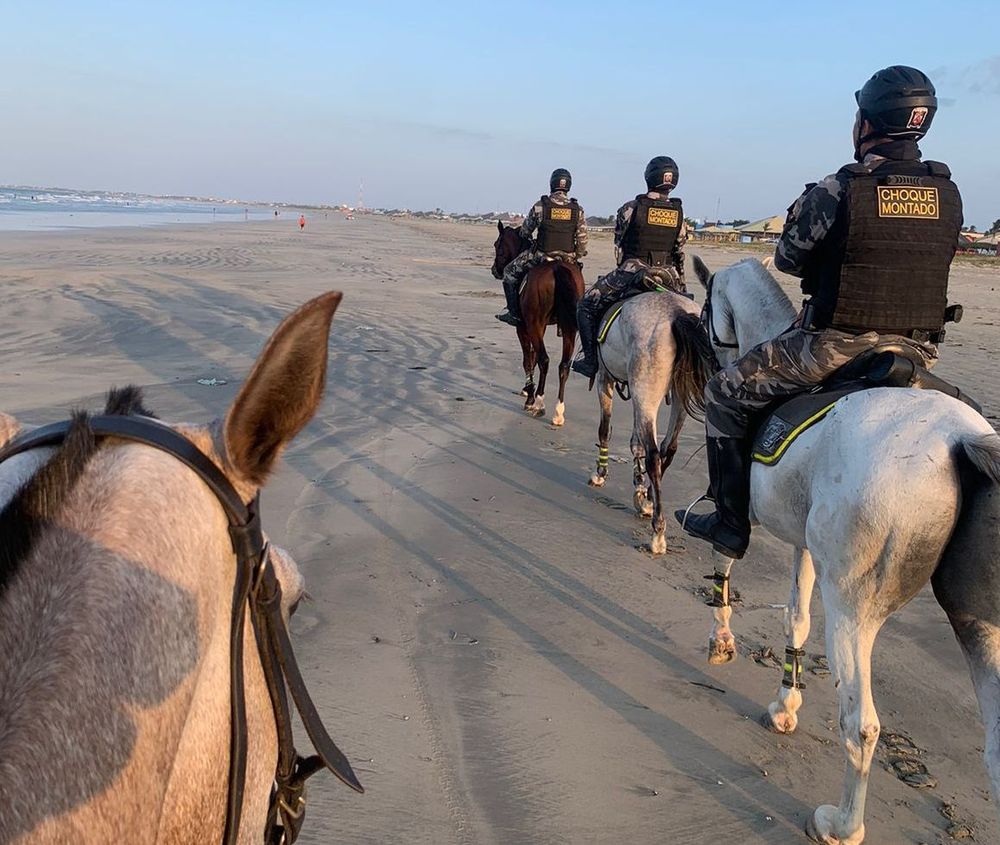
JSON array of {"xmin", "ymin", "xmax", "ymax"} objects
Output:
[{"xmin": 0, "ymin": 215, "xmax": 997, "ymax": 844}]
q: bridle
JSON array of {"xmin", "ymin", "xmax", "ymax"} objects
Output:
[
  {"xmin": 491, "ymin": 226, "xmax": 532, "ymax": 279},
  {"xmin": 699, "ymin": 271, "xmax": 740, "ymax": 364},
  {"xmin": 0, "ymin": 414, "xmax": 363, "ymax": 845}
]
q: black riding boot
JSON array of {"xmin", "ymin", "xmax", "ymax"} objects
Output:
[
  {"xmin": 495, "ymin": 280, "xmax": 521, "ymax": 326},
  {"xmin": 675, "ymin": 436, "xmax": 751, "ymax": 559},
  {"xmin": 572, "ymin": 299, "xmax": 600, "ymax": 377}
]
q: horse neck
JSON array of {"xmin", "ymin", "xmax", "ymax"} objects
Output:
[{"xmin": 724, "ymin": 262, "xmax": 797, "ymax": 353}]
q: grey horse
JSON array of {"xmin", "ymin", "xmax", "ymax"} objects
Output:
[
  {"xmin": 0, "ymin": 293, "xmax": 354, "ymax": 843},
  {"xmin": 587, "ymin": 291, "xmax": 714, "ymax": 554}
]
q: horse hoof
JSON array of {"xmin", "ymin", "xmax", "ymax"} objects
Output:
[
  {"xmin": 528, "ymin": 406, "xmax": 545, "ymax": 418},
  {"xmin": 551, "ymin": 402, "xmax": 565, "ymax": 427},
  {"xmin": 708, "ymin": 636, "xmax": 737, "ymax": 665},
  {"xmin": 764, "ymin": 703, "xmax": 798, "ymax": 735},
  {"xmin": 588, "ymin": 474, "xmax": 606, "ymax": 488},
  {"xmin": 806, "ymin": 806, "xmax": 861, "ymax": 844},
  {"xmin": 650, "ymin": 534, "xmax": 667, "ymax": 556},
  {"xmin": 551, "ymin": 415, "xmax": 564, "ymax": 427}
]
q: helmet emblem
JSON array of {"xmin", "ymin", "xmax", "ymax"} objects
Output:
[{"xmin": 907, "ymin": 107, "xmax": 929, "ymax": 129}]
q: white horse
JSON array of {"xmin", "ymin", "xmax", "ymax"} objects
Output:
[
  {"xmin": 586, "ymin": 292, "xmax": 713, "ymax": 554},
  {"xmin": 692, "ymin": 256, "xmax": 1000, "ymax": 845}
]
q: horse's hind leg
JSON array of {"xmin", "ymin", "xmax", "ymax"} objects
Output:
[
  {"xmin": 765, "ymin": 547, "xmax": 816, "ymax": 734},
  {"xmin": 631, "ymin": 385, "xmax": 665, "ymax": 550},
  {"xmin": 658, "ymin": 392, "xmax": 685, "ymax": 479},
  {"xmin": 630, "ymin": 406, "xmax": 655, "ymax": 520},
  {"xmin": 807, "ymin": 590, "xmax": 885, "ymax": 845},
  {"xmin": 527, "ymin": 331, "xmax": 549, "ymax": 417},
  {"xmin": 552, "ymin": 327, "xmax": 574, "ymax": 427},
  {"xmin": 518, "ymin": 326, "xmax": 536, "ymax": 409},
  {"xmin": 589, "ymin": 371, "xmax": 614, "ymax": 487}
]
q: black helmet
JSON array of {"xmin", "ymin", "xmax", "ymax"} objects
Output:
[
  {"xmin": 856, "ymin": 65, "xmax": 937, "ymax": 140},
  {"xmin": 550, "ymin": 168, "xmax": 572, "ymax": 193},
  {"xmin": 644, "ymin": 156, "xmax": 679, "ymax": 191}
]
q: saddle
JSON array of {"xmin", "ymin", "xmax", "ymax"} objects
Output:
[{"xmin": 752, "ymin": 345, "xmax": 982, "ymax": 466}]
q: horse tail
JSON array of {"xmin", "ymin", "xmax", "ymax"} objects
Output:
[
  {"xmin": 552, "ymin": 263, "xmax": 580, "ymax": 333},
  {"xmin": 669, "ymin": 311, "xmax": 715, "ymax": 418},
  {"xmin": 931, "ymin": 431, "xmax": 1000, "ymax": 806}
]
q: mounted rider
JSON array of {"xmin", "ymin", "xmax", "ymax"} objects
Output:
[
  {"xmin": 676, "ymin": 65, "xmax": 964, "ymax": 559},
  {"xmin": 572, "ymin": 156, "xmax": 688, "ymax": 378},
  {"xmin": 496, "ymin": 168, "xmax": 588, "ymax": 326}
]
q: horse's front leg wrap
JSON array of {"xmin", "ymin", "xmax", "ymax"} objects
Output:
[
  {"xmin": 704, "ymin": 570, "xmax": 730, "ymax": 608},
  {"xmin": 782, "ymin": 646, "xmax": 806, "ymax": 690},
  {"xmin": 706, "ymin": 565, "xmax": 737, "ymax": 665}
]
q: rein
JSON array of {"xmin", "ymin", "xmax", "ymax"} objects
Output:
[
  {"xmin": 0, "ymin": 415, "xmax": 363, "ymax": 845},
  {"xmin": 700, "ymin": 272, "xmax": 740, "ymax": 363}
]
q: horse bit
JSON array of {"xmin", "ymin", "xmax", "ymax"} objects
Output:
[{"xmin": 0, "ymin": 415, "xmax": 363, "ymax": 844}]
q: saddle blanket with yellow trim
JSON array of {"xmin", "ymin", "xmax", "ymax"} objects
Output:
[
  {"xmin": 597, "ymin": 303, "xmax": 626, "ymax": 344},
  {"xmin": 752, "ymin": 386, "xmax": 864, "ymax": 466}
]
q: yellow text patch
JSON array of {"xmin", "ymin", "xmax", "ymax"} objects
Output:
[
  {"xmin": 876, "ymin": 186, "xmax": 939, "ymax": 219},
  {"xmin": 647, "ymin": 207, "xmax": 680, "ymax": 227},
  {"xmin": 549, "ymin": 207, "xmax": 573, "ymax": 221}
]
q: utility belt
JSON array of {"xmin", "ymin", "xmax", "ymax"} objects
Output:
[{"xmin": 800, "ymin": 300, "xmax": 963, "ymax": 345}]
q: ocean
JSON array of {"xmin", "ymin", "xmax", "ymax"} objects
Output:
[{"xmin": 0, "ymin": 186, "xmax": 282, "ymax": 232}]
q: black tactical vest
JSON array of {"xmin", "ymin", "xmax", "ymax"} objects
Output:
[
  {"xmin": 620, "ymin": 194, "xmax": 683, "ymax": 267},
  {"xmin": 809, "ymin": 160, "xmax": 962, "ymax": 337},
  {"xmin": 535, "ymin": 195, "xmax": 581, "ymax": 254}
]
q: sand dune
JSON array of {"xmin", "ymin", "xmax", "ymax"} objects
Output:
[{"xmin": 0, "ymin": 216, "xmax": 996, "ymax": 844}]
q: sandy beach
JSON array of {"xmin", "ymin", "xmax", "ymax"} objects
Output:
[{"xmin": 1, "ymin": 215, "xmax": 997, "ymax": 844}]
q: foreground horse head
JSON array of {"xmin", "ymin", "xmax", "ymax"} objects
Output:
[
  {"xmin": 694, "ymin": 255, "xmax": 1000, "ymax": 844},
  {"xmin": 0, "ymin": 292, "xmax": 360, "ymax": 844},
  {"xmin": 491, "ymin": 220, "xmax": 530, "ymax": 280}
]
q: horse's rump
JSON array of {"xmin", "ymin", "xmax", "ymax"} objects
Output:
[{"xmin": 524, "ymin": 261, "xmax": 582, "ymax": 331}]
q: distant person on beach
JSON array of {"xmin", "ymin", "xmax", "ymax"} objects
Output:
[
  {"xmin": 572, "ymin": 156, "xmax": 687, "ymax": 378},
  {"xmin": 299, "ymin": 214, "xmax": 306, "ymax": 231},
  {"xmin": 275, "ymin": 210, "xmax": 279, "ymax": 218},
  {"xmin": 495, "ymin": 168, "xmax": 588, "ymax": 326}
]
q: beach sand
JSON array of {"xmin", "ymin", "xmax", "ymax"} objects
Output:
[{"xmin": 1, "ymin": 216, "xmax": 997, "ymax": 844}]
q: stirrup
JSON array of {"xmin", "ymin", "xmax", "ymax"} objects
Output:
[{"xmin": 677, "ymin": 494, "xmax": 713, "ymax": 530}]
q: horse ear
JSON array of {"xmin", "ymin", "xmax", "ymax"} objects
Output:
[
  {"xmin": 692, "ymin": 255, "xmax": 711, "ymax": 289},
  {"xmin": 0, "ymin": 412, "xmax": 20, "ymax": 450},
  {"xmin": 498, "ymin": 220, "xmax": 504, "ymax": 235},
  {"xmin": 223, "ymin": 292, "xmax": 342, "ymax": 486}
]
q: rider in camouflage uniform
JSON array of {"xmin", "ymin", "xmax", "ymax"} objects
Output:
[
  {"xmin": 572, "ymin": 156, "xmax": 687, "ymax": 377},
  {"xmin": 676, "ymin": 66, "xmax": 964, "ymax": 559},
  {"xmin": 496, "ymin": 168, "xmax": 588, "ymax": 326}
]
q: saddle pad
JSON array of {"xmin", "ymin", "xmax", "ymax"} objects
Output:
[
  {"xmin": 752, "ymin": 386, "xmax": 864, "ymax": 466},
  {"xmin": 597, "ymin": 303, "xmax": 625, "ymax": 344}
]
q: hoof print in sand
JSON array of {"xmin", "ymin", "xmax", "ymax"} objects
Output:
[
  {"xmin": 941, "ymin": 802, "xmax": 975, "ymax": 840},
  {"xmin": 880, "ymin": 730, "xmax": 937, "ymax": 789}
]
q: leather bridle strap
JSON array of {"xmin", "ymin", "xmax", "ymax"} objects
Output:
[
  {"xmin": 701, "ymin": 273, "xmax": 740, "ymax": 353},
  {"xmin": 0, "ymin": 414, "xmax": 362, "ymax": 845}
]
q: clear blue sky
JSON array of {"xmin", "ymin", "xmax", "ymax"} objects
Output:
[{"xmin": 3, "ymin": 0, "xmax": 999, "ymax": 227}]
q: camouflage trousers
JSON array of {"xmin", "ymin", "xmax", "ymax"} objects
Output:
[
  {"xmin": 705, "ymin": 327, "xmax": 937, "ymax": 439},
  {"xmin": 502, "ymin": 250, "xmax": 576, "ymax": 288},
  {"xmin": 580, "ymin": 265, "xmax": 685, "ymax": 318}
]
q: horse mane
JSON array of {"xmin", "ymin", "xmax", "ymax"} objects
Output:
[{"xmin": 0, "ymin": 386, "xmax": 155, "ymax": 595}]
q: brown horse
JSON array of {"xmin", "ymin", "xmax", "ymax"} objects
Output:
[{"xmin": 491, "ymin": 221, "xmax": 585, "ymax": 426}]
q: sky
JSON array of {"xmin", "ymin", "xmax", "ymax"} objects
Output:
[{"xmin": 2, "ymin": 0, "xmax": 1000, "ymax": 228}]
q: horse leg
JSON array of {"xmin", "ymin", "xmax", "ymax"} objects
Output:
[
  {"xmin": 629, "ymin": 389, "xmax": 656, "ymax": 522},
  {"xmin": 528, "ymin": 331, "xmax": 549, "ymax": 418},
  {"xmin": 589, "ymin": 371, "xmax": 614, "ymax": 487},
  {"xmin": 658, "ymin": 392, "xmax": 686, "ymax": 479},
  {"xmin": 518, "ymin": 326, "xmax": 536, "ymax": 409},
  {"xmin": 552, "ymin": 328, "xmax": 574, "ymax": 427},
  {"xmin": 765, "ymin": 547, "xmax": 816, "ymax": 733},
  {"xmin": 807, "ymin": 594, "xmax": 884, "ymax": 845},
  {"xmin": 706, "ymin": 557, "xmax": 738, "ymax": 664}
]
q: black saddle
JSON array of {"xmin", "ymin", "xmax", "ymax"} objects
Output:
[{"xmin": 752, "ymin": 349, "xmax": 981, "ymax": 466}]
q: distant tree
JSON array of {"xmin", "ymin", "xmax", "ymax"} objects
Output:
[
  {"xmin": 726, "ymin": 218, "xmax": 750, "ymax": 227},
  {"xmin": 968, "ymin": 224, "xmax": 977, "ymax": 233},
  {"xmin": 586, "ymin": 215, "xmax": 614, "ymax": 227},
  {"xmin": 684, "ymin": 217, "xmax": 697, "ymax": 227},
  {"xmin": 989, "ymin": 219, "xmax": 1000, "ymax": 235}
]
